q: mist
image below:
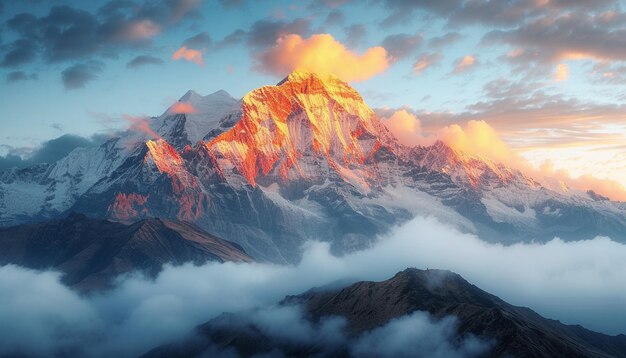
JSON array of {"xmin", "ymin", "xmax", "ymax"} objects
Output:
[
  {"xmin": 1, "ymin": 215, "xmax": 626, "ymax": 356},
  {"xmin": 184, "ymin": 305, "xmax": 491, "ymax": 358}
]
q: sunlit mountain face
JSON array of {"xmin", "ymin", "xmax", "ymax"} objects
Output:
[{"xmin": 1, "ymin": 1, "xmax": 626, "ymax": 357}]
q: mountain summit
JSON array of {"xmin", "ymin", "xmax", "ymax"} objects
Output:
[
  {"xmin": 145, "ymin": 268, "xmax": 626, "ymax": 358},
  {"xmin": 2, "ymin": 72, "xmax": 626, "ymax": 262},
  {"xmin": 203, "ymin": 71, "xmax": 396, "ymax": 188}
]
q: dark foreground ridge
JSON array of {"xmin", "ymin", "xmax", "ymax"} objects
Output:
[
  {"xmin": 145, "ymin": 268, "xmax": 626, "ymax": 358},
  {"xmin": 0, "ymin": 213, "xmax": 252, "ymax": 291}
]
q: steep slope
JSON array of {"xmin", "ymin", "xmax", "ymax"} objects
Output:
[
  {"xmin": 145, "ymin": 268, "xmax": 626, "ymax": 358},
  {"xmin": 154, "ymin": 89, "xmax": 241, "ymax": 148},
  {"xmin": 0, "ymin": 90, "xmax": 239, "ymax": 226},
  {"xmin": 405, "ymin": 140, "xmax": 626, "ymax": 242},
  {"xmin": 0, "ymin": 213, "xmax": 252, "ymax": 291},
  {"xmin": 203, "ymin": 70, "xmax": 398, "ymax": 189}
]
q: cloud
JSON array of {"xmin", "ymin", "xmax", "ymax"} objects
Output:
[
  {"xmin": 126, "ymin": 55, "xmax": 164, "ymax": 69},
  {"xmin": 379, "ymin": 0, "xmax": 461, "ymax": 27},
  {"xmin": 344, "ymin": 23, "xmax": 367, "ymax": 47},
  {"xmin": 0, "ymin": 266, "xmax": 100, "ymax": 357},
  {"xmin": 406, "ymin": 78, "xmax": 626, "ymax": 191},
  {"xmin": 172, "ymin": 46, "xmax": 204, "ymax": 66},
  {"xmin": 381, "ymin": 111, "xmax": 513, "ymax": 162},
  {"xmin": 412, "ymin": 52, "xmax": 442, "ymax": 74},
  {"xmin": 0, "ymin": 134, "xmax": 106, "ymax": 171},
  {"xmin": 380, "ymin": 109, "xmax": 626, "ymax": 200},
  {"xmin": 378, "ymin": 0, "xmax": 616, "ymax": 29},
  {"xmin": 381, "ymin": 109, "xmax": 434, "ymax": 146},
  {"xmin": 257, "ymin": 33, "xmax": 390, "ymax": 82},
  {"xmin": 381, "ymin": 32, "xmax": 423, "ymax": 61},
  {"xmin": 351, "ymin": 311, "xmax": 490, "ymax": 358},
  {"xmin": 5, "ymin": 71, "xmax": 37, "ymax": 83},
  {"xmin": 324, "ymin": 10, "xmax": 345, "ymax": 27},
  {"xmin": 428, "ymin": 32, "xmax": 462, "ymax": 48},
  {"xmin": 554, "ymin": 63, "xmax": 568, "ymax": 81},
  {"xmin": 591, "ymin": 62, "xmax": 626, "ymax": 84},
  {"xmin": 214, "ymin": 304, "xmax": 349, "ymax": 353},
  {"xmin": 197, "ymin": 305, "xmax": 490, "ymax": 357},
  {"xmin": 107, "ymin": 19, "xmax": 161, "ymax": 42},
  {"xmin": 0, "ymin": 39, "xmax": 37, "ymax": 67},
  {"xmin": 1, "ymin": 215, "xmax": 626, "ymax": 356},
  {"xmin": 169, "ymin": 102, "xmax": 197, "ymax": 114},
  {"xmin": 124, "ymin": 115, "xmax": 162, "ymax": 139},
  {"xmin": 61, "ymin": 61, "xmax": 104, "ymax": 89},
  {"xmin": 219, "ymin": 18, "xmax": 312, "ymax": 49},
  {"xmin": 482, "ymin": 9, "xmax": 626, "ymax": 76},
  {"xmin": 536, "ymin": 161, "xmax": 626, "ymax": 201},
  {"xmin": 169, "ymin": 0, "xmax": 202, "ymax": 22},
  {"xmin": 452, "ymin": 54, "xmax": 476, "ymax": 73},
  {"xmin": 182, "ymin": 31, "xmax": 212, "ymax": 49},
  {"xmin": 439, "ymin": 120, "xmax": 515, "ymax": 164},
  {"xmin": 0, "ymin": 0, "xmax": 201, "ymax": 71}
]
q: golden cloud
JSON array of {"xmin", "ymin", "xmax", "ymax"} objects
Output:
[
  {"xmin": 453, "ymin": 55, "xmax": 476, "ymax": 73},
  {"xmin": 382, "ymin": 112, "xmax": 626, "ymax": 201},
  {"xmin": 257, "ymin": 33, "xmax": 390, "ymax": 82},
  {"xmin": 172, "ymin": 46, "xmax": 204, "ymax": 66},
  {"xmin": 381, "ymin": 110, "xmax": 435, "ymax": 146},
  {"xmin": 169, "ymin": 102, "xmax": 197, "ymax": 114},
  {"xmin": 554, "ymin": 63, "xmax": 569, "ymax": 81}
]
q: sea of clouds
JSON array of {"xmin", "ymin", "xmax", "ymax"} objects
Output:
[{"xmin": 1, "ymin": 216, "xmax": 625, "ymax": 357}]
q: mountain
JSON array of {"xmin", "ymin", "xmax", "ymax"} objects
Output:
[
  {"xmin": 144, "ymin": 268, "xmax": 626, "ymax": 358},
  {"xmin": 0, "ymin": 213, "xmax": 252, "ymax": 291},
  {"xmin": 1, "ymin": 71, "xmax": 626, "ymax": 263},
  {"xmin": 0, "ymin": 89, "xmax": 241, "ymax": 227}
]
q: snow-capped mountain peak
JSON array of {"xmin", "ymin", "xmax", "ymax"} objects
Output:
[
  {"xmin": 2, "ymin": 71, "xmax": 626, "ymax": 263},
  {"xmin": 202, "ymin": 71, "xmax": 395, "ymax": 188},
  {"xmin": 158, "ymin": 88, "xmax": 240, "ymax": 144}
]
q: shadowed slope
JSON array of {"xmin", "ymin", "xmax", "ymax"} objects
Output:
[{"xmin": 0, "ymin": 213, "xmax": 252, "ymax": 291}]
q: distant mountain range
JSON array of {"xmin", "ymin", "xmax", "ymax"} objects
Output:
[
  {"xmin": 0, "ymin": 213, "xmax": 251, "ymax": 291},
  {"xmin": 144, "ymin": 268, "xmax": 626, "ymax": 358},
  {"xmin": 1, "ymin": 71, "xmax": 625, "ymax": 264}
]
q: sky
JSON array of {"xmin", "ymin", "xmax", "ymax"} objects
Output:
[{"xmin": 1, "ymin": 0, "xmax": 626, "ymax": 194}]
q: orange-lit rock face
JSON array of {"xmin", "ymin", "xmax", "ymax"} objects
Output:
[
  {"xmin": 145, "ymin": 139, "xmax": 184, "ymax": 176},
  {"xmin": 108, "ymin": 192, "xmax": 149, "ymax": 221},
  {"xmin": 205, "ymin": 71, "xmax": 386, "ymax": 189},
  {"xmin": 143, "ymin": 139, "xmax": 205, "ymax": 220}
]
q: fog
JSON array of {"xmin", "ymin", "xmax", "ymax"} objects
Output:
[
  {"xmin": 189, "ymin": 305, "xmax": 490, "ymax": 358},
  {"xmin": 1, "ymin": 216, "xmax": 626, "ymax": 356}
]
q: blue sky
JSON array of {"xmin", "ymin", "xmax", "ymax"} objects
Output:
[{"xmin": 1, "ymin": 0, "xmax": 626, "ymax": 190}]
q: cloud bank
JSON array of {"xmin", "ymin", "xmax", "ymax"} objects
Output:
[
  {"xmin": 200, "ymin": 305, "xmax": 490, "ymax": 358},
  {"xmin": 1, "ymin": 216, "xmax": 626, "ymax": 356}
]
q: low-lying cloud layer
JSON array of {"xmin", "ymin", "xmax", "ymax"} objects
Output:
[
  {"xmin": 200, "ymin": 305, "xmax": 490, "ymax": 358},
  {"xmin": 1, "ymin": 216, "xmax": 626, "ymax": 356}
]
